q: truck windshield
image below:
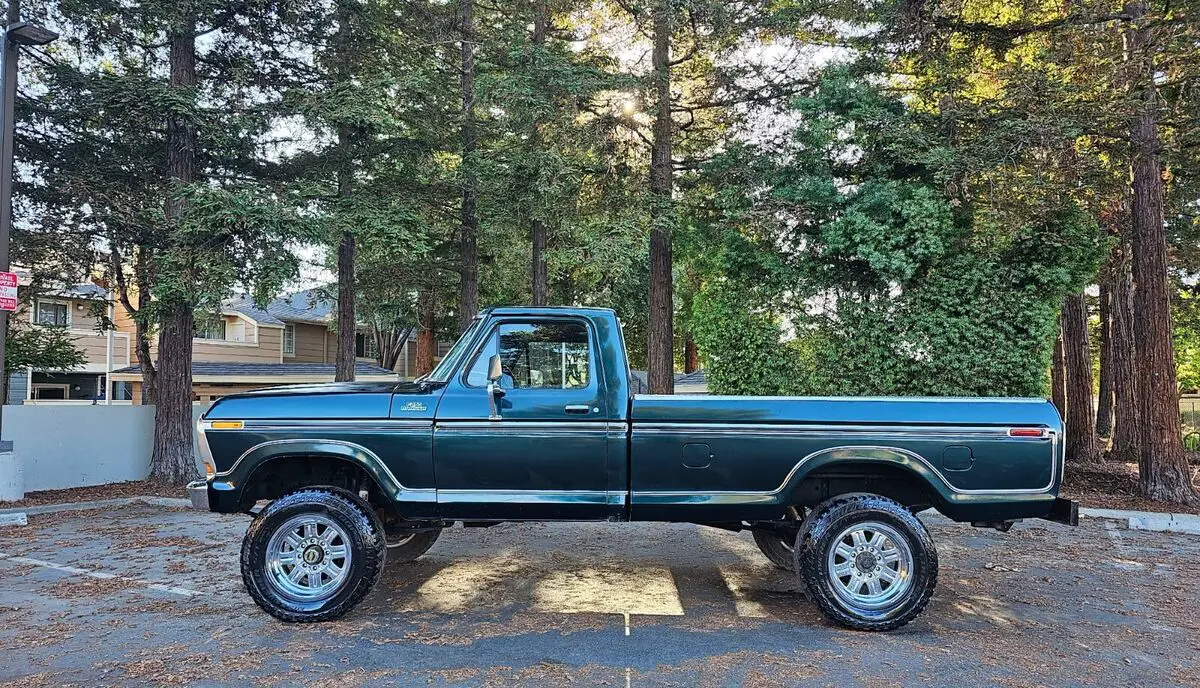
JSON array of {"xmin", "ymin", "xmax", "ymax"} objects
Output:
[{"xmin": 421, "ymin": 317, "xmax": 484, "ymax": 383}]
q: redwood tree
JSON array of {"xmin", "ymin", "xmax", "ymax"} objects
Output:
[
  {"xmin": 457, "ymin": 0, "xmax": 480, "ymax": 332},
  {"xmin": 646, "ymin": 0, "xmax": 675, "ymax": 394},
  {"xmin": 1061, "ymin": 293, "xmax": 1102, "ymax": 464},
  {"xmin": 149, "ymin": 13, "xmax": 199, "ymax": 485},
  {"xmin": 1125, "ymin": 2, "xmax": 1197, "ymax": 502}
]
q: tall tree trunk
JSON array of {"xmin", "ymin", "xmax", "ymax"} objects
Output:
[
  {"xmin": 1061, "ymin": 293, "xmax": 1102, "ymax": 464},
  {"xmin": 416, "ymin": 288, "xmax": 436, "ymax": 376},
  {"xmin": 335, "ymin": 227, "xmax": 355, "ymax": 382},
  {"xmin": 1051, "ymin": 328, "xmax": 1066, "ymax": 415},
  {"xmin": 1110, "ymin": 235, "xmax": 1140, "ymax": 463},
  {"xmin": 647, "ymin": 0, "xmax": 674, "ymax": 394},
  {"xmin": 457, "ymin": 0, "xmax": 479, "ymax": 332},
  {"xmin": 150, "ymin": 17, "xmax": 198, "ymax": 485},
  {"xmin": 1125, "ymin": 3, "xmax": 1197, "ymax": 502},
  {"xmin": 1096, "ymin": 281, "xmax": 1114, "ymax": 437},
  {"xmin": 333, "ymin": 0, "xmax": 356, "ymax": 382},
  {"xmin": 684, "ymin": 337, "xmax": 698, "ymax": 374},
  {"xmin": 529, "ymin": 2, "xmax": 549, "ymax": 307}
]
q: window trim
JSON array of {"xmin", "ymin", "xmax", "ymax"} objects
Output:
[
  {"xmin": 33, "ymin": 298, "xmax": 71, "ymax": 327},
  {"xmin": 459, "ymin": 317, "xmax": 597, "ymax": 392},
  {"xmin": 282, "ymin": 323, "xmax": 296, "ymax": 356},
  {"xmin": 195, "ymin": 319, "xmax": 228, "ymax": 341}
]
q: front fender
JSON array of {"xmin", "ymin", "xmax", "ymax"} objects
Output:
[{"xmin": 209, "ymin": 438, "xmax": 404, "ymax": 512}]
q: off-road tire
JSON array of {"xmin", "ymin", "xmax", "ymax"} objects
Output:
[
  {"xmin": 241, "ymin": 486, "xmax": 386, "ymax": 623},
  {"xmin": 798, "ymin": 493, "xmax": 937, "ymax": 631},
  {"xmin": 386, "ymin": 529, "xmax": 441, "ymax": 561},
  {"xmin": 753, "ymin": 529, "xmax": 798, "ymax": 571}
]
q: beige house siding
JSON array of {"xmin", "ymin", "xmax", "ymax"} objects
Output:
[
  {"xmin": 69, "ymin": 331, "xmax": 131, "ymax": 368},
  {"xmin": 192, "ymin": 326, "xmax": 283, "ymax": 363},
  {"xmin": 288, "ymin": 323, "xmax": 329, "ymax": 363}
]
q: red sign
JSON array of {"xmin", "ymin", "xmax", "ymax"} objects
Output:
[{"xmin": 0, "ymin": 271, "xmax": 17, "ymax": 311}]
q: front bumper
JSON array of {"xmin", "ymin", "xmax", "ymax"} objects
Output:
[
  {"xmin": 1041, "ymin": 497, "xmax": 1079, "ymax": 526},
  {"xmin": 186, "ymin": 480, "xmax": 210, "ymax": 511}
]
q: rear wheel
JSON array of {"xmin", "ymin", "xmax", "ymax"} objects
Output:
[
  {"xmin": 798, "ymin": 493, "xmax": 937, "ymax": 631},
  {"xmin": 385, "ymin": 529, "xmax": 441, "ymax": 561},
  {"xmin": 241, "ymin": 486, "xmax": 386, "ymax": 622}
]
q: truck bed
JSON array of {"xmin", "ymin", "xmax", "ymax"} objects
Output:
[{"xmin": 628, "ymin": 395, "xmax": 1063, "ymax": 523}]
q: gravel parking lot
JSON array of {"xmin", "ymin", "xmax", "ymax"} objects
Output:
[{"xmin": 1, "ymin": 504, "xmax": 1198, "ymax": 687}]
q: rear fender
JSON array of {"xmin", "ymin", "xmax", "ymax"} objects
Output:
[{"xmin": 783, "ymin": 446, "xmax": 951, "ymax": 508}]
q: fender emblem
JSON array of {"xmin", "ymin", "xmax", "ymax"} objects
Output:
[{"xmin": 398, "ymin": 401, "xmax": 427, "ymax": 412}]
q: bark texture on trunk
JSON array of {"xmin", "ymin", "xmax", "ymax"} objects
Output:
[
  {"xmin": 1110, "ymin": 237, "xmax": 1140, "ymax": 462},
  {"xmin": 1061, "ymin": 293, "xmax": 1102, "ymax": 464},
  {"xmin": 150, "ymin": 16, "xmax": 198, "ymax": 485},
  {"xmin": 335, "ymin": 229, "xmax": 356, "ymax": 382},
  {"xmin": 684, "ymin": 336, "xmax": 698, "ymax": 374},
  {"xmin": 532, "ymin": 219, "xmax": 548, "ymax": 306},
  {"xmin": 646, "ymin": 0, "xmax": 674, "ymax": 395},
  {"xmin": 530, "ymin": 2, "xmax": 550, "ymax": 307},
  {"xmin": 1125, "ymin": 3, "xmax": 1197, "ymax": 502},
  {"xmin": 1096, "ymin": 281, "xmax": 1114, "ymax": 437},
  {"xmin": 1051, "ymin": 326, "xmax": 1066, "ymax": 415},
  {"xmin": 457, "ymin": 0, "xmax": 479, "ymax": 333},
  {"xmin": 416, "ymin": 288, "xmax": 436, "ymax": 376}
]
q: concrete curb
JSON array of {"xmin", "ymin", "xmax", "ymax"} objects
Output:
[
  {"xmin": 0, "ymin": 496, "xmax": 191, "ymax": 520},
  {"xmin": 1080, "ymin": 507, "xmax": 1200, "ymax": 536},
  {"xmin": 0, "ymin": 512, "xmax": 28, "ymax": 526}
]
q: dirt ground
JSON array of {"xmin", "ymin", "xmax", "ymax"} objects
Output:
[
  {"xmin": 0, "ymin": 504, "xmax": 1198, "ymax": 687},
  {"xmin": 1060, "ymin": 460, "xmax": 1200, "ymax": 515}
]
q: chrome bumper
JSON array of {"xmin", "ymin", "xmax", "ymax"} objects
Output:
[{"xmin": 186, "ymin": 480, "xmax": 210, "ymax": 511}]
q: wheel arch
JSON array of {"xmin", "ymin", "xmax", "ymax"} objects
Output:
[
  {"xmin": 234, "ymin": 440, "xmax": 400, "ymax": 511},
  {"xmin": 782, "ymin": 446, "xmax": 952, "ymax": 512}
]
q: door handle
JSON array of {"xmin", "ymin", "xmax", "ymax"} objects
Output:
[{"xmin": 564, "ymin": 404, "xmax": 593, "ymax": 415}]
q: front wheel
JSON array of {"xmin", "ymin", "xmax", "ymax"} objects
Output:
[
  {"xmin": 241, "ymin": 487, "xmax": 386, "ymax": 622},
  {"xmin": 798, "ymin": 493, "xmax": 937, "ymax": 631}
]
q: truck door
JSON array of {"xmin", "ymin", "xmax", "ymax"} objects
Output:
[{"xmin": 432, "ymin": 316, "xmax": 614, "ymax": 520}]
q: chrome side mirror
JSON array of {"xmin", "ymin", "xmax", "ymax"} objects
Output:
[
  {"xmin": 486, "ymin": 354, "xmax": 504, "ymax": 420},
  {"xmin": 487, "ymin": 354, "xmax": 503, "ymax": 382}
]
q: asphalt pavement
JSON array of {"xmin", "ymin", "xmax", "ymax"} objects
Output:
[{"xmin": 0, "ymin": 504, "xmax": 1197, "ymax": 686}]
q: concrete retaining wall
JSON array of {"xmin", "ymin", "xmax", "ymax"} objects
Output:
[{"xmin": 0, "ymin": 404, "xmax": 208, "ymax": 494}]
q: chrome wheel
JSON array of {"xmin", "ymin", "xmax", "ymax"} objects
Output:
[
  {"xmin": 826, "ymin": 520, "xmax": 913, "ymax": 612},
  {"xmin": 265, "ymin": 514, "xmax": 353, "ymax": 603}
]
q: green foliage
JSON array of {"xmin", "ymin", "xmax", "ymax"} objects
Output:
[
  {"xmin": 4, "ymin": 322, "xmax": 87, "ymax": 378},
  {"xmin": 691, "ymin": 74, "xmax": 1108, "ymax": 397}
]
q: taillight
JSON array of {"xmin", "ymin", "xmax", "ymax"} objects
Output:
[{"xmin": 1008, "ymin": 428, "xmax": 1047, "ymax": 438}]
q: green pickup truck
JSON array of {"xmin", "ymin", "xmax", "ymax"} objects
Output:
[{"xmin": 190, "ymin": 306, "xmax": 1076, "ymax": 631}]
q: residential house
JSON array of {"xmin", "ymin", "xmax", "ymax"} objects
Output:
[
  {"xmin": 109, "ymin": 288, "xmax": 448, "ymax": 403},
  {"xmin": 6, "ymin": 272, "xmax": 132, "ymax": 404}
]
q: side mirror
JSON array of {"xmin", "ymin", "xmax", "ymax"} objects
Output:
[
  {"xmin": 486, "ymin": 354, "xmax": 505, "ymax": 421},
  {"xmin": 487, "ymin": 354, "xmax": 503, "ymax": 382}
]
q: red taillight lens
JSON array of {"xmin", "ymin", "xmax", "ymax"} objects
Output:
[{"xmin": 1008, "ymin": 428, "xmax": 1047, "ymax": 437}]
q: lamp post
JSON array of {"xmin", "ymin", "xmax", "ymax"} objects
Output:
[{"xmin": 0, "ymin": 0, "xmax": 57, "ymax": 454}]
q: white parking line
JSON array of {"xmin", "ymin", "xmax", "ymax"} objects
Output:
[{"xmin": 0, "ymin": 551, "xmax": 206, "ymax": 598}]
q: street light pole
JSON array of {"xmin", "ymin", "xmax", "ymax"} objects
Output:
[{"xmin": 0, "ymin": 0, "xmax": 57, "ymax": 449}]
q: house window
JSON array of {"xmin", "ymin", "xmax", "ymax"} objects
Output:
[
  {"xmin": 283, "ymin": 324, "xmax": 296, "ymax": 355},
  {"xmin": 355, "ymin": 332, "xmax": 378, "ymax": 359},
  {"xmin": 35, "ymin": 300, "xmax": 69, "ymax": 327},
  {"xmin": 196, "ymin": 320, "xmax": 227, "ymax": 340}
]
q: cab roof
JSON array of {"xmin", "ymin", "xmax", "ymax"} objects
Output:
[{"xmin": 480, "ymin": 306, "xmax": 616, "ymax": 317}]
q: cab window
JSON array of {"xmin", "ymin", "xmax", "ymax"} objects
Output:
[{"xmin": 465, "ymin": 321, "xmax": 592, "ymax": 390}]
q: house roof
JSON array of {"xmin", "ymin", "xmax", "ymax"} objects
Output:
[
  {"xmin": 268, "ymin": 288, "xmax": 334, "ymax": 324},
  {"xmin": 675, "ymin": 369, "xmax": 707, "ymax": 386},
  {"xmin": 223, "ymin": 296, "xmax": 285, "ymax": 326},
  {"xmin": 221, "ymin": 288, "xmax": 332, "ymax": 327},
  {"xmin": 110, "ymin": 361, "xmax": 398, "ymax": 384}
]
